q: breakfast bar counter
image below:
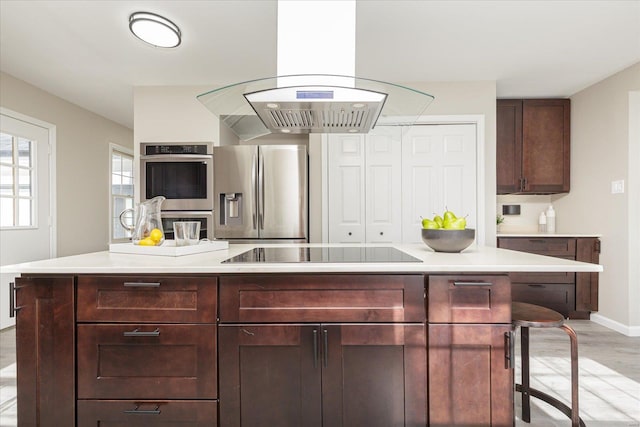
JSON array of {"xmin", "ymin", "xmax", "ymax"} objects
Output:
[{"xmin": 3, "ymin": 243, "xmax": 602, "ymax": 427}]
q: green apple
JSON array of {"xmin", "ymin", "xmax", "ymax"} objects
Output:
[{"xmin": 422, "ymin": 218, "xmax": 440, "ymax": 229}]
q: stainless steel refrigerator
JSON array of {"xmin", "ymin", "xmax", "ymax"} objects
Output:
[{"xmin": 213, "ymin": 145, "xmax": 308, "ymax": 242}]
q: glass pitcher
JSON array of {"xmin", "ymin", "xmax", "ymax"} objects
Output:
[{"xmin": 119, "ymin": 196, "xmax": 166, "ymax": 245}]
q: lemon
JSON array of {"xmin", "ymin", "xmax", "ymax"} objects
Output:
[
  {"xmin": 149, "ymin": 228, "xmax": 163, "ymax": 243},
  {"xmin": 138, "ymin": 237, "xmax": 157, "ymax": 246}
]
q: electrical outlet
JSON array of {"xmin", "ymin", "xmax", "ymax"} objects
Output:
[{"xmin": 611, "ymin": 180, "xmax": 625, "ymax": 194}]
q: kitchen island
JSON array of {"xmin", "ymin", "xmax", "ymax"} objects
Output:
[{"xmin": 3, "ymin": 243, "xmax": 602, "ymax": 427}]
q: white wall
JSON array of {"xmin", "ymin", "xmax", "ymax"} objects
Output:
[
  {"xmin": 0, "ymin": 72, "xmax": 133, "ymax": 256},
  {"xmin": 553, "ymin": 63, "xmax": 640, "ymax": 334}
]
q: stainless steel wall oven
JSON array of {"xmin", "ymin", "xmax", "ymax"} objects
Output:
[{"xmin": 140, "ymin": 142, "xmax": 213, "ymax": 211}]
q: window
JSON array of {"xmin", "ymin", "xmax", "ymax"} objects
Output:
[
  {"xmin": 0, "ymin": 132, "xmax": 35, "ymax": 228},
  {"xmin": 110, "ymin": 144, "xmax": 134, "ymax": 242}
]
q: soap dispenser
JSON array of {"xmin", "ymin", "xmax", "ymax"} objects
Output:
[
  {"xmin": 546, "ymin": 205, "xmax": 556, "ymax": 233},
  {"xmin": 538, "ymin": 211, "xmax": 547, "ymax": 233}
]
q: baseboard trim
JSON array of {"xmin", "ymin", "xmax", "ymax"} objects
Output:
[{"xmin": 590, "ymin": 313, "xmax": 640, "ymax": 337}]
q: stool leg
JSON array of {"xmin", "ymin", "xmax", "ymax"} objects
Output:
[
  {"xmin": 520, "ymin": 326, "xmax": 531, "ymax": 423},
  {"xmin": 561, "ymin": 324, "xmax": 580, "ymax": 427}
]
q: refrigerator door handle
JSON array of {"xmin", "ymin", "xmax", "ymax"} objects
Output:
[
  {"xmin": 258, "ymin": 151, "xmax": 265, "ymax": 229},
  {"xmin": 251, "ymin": 153, "xmax": 258, "ymax": 229}
]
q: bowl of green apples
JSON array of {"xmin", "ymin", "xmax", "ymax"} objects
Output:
[{"xmin": 421, "ymin": 209, "xmax": 475, "ymax": 253}]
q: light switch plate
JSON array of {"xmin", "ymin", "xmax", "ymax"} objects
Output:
[{"xmin": 611, "ymin": 180, "xmax": 625, "ymax": 194}]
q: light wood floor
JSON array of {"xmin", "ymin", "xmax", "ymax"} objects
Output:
[{"xmin": 1, "ymin": 320, "xmax": 638, "ymax": 426}]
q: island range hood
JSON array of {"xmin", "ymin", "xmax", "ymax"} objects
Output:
[
  {"xmin": 197, "ymin": 74, "xmax": 435, "ymax": 141},
  {"xmin": 196, "ymin": 1, "xmax": 434, "ymax": 141}
]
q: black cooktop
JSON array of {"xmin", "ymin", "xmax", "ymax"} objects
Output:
[{"xmin": 222, "ymin": 247, "xmax": 422, "ymax": 264}]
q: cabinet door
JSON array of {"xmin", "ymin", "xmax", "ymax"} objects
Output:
[
  {"xmin": 429, "ymin": 324, "xmax": 513, "ymax": 427},
  {"xmin": 496, "ymin": 99, "xmax": 523, "ymax": 194},
  {"xmin": 575, "ymin": 237, "xmax": 600, "ymax": 313},
  {"xmin": 328, "ymin": 134, "xmax": 366, "ymax": 243},
  {"xmin": 322, "ymin": 324, "xmax": 427, "ymax": 427},
  {"xmin": 218, "ymin": 324, "xmax": 322, "ymax": 427},
  {"xmin": 401, "ymin": 124, "xmax": 477, "ymax": 243},
  {"xmin": 15, "ymin": 276, "xmax": 75, "ymax": 427},
  {"xmin": 522, "ymin": 99, "xmax": 570, "ymax": 193},
  {"xmin": 365, "ymin": 127, "xmax": 402, "ymax": 243}
]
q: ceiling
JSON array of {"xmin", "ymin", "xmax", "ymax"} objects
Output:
[{"xmin": 1, "ymin": 0, "xmax": 639, "ymax": 130}]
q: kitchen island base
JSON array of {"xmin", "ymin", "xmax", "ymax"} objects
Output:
[{"xmin": 13, "ymin": 272, "xmax": 514, "ymax": 426}]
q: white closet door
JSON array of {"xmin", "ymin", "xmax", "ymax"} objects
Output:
[
  {"xmin": 365, "ymin": 127, "xmax": 402, "ymax": 243},
  {"xmin": 327, "ymin": 134, "xmax": 366, "ymax": 243},
  {"xmin": 401, "ymin": 124, "xmax": 477, "ymax": 243}
]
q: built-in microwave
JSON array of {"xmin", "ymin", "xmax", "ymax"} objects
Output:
[
  {"xmin": 161, "ymin": 211, "xmax": 213, "ymax": 240},
  {"xmin": 140, "ymin": 142, "xmax": 213, "ymax": 211}
]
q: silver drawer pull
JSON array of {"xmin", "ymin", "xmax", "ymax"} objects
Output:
[
  {"xmin": 453, "ymin": 281, "xmax": 493, "ymax": 287},
  {"xmin": 123, "ymin": 282, "xmax": 161, "ymax": 288},
  {"xmin": 124, "ymin": 405, "xmax": 161, "ymax": 415},
  {"xmin": 123, "ymin": 328, "xmax": 160, "ymax": 337}
]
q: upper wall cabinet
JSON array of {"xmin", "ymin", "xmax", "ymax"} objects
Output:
[{"xmin": 497, "ymin": 99, "xmax": 570, "ymax": 194}]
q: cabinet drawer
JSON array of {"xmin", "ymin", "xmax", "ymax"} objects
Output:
[
  {"xmin": 498, "ymin": 237, "xmax": 576, "ymax": 257},
  {"xmin": 512, "ymin": 283, "xmax": 575, "ymax": 318},
  {"xmin": 220, "ymin": 274, "xmax": 425, "ymax": 322},
  {"xmin": 509, "ymin": 270, "xmax": 575, "ymax": 284},
  {"xmin": 77, "ymin": 275, "xmax": 217, "ymax": 323},
  {"xmin": 77, "ymin": 324, "xmax": 216, "ymax": 399},
  {"xmin": 77, "ymin": 400, "xmax": 217, "ymax": 426},
  {"xmin": 428, "ymin": 275, "xmax": 511, "ymax": 323}
]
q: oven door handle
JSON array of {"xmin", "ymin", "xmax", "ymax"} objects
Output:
[{"xmin": 141, "ymin": 154, "xmax": 212, "ymax": 161}]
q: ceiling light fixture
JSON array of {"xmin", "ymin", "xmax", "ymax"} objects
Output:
[{"xmin": 129, "ymin": 12, "xmax": 181, "ymax": 48}]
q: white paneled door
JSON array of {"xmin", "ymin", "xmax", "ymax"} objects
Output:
[
  {"xmin": 327, "ymin": 134, "xmax": 366, "ymax": 243},
  {"xmin": 327, "ymin": 128, "xmax": 402, "ymax": 243},
  {"xmin": 327, "ymin": 124, "xmax": 477, "ymax": 244},
  {"xmin": 0, "ymin": 111, "xmax": 54, "ymax": 329},
  {"xmin": 401, "ymin": 124, "xmax": 477, "ymax": 243},
  {"xmin": 364, "ymin": 127, "xmax": 402, "ymax": 243}
]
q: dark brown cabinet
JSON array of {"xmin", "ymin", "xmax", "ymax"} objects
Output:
[
  {"xmin": 75, "ymin": 275, "xmax": 219, "ymax": 426},
  {"xmin": 14, "ymin": 276, "xmax": 76, "ymax": 427},
  {"xmin": 219, "ymin": 323, "xmax": 426, "ymax": 427},
  {"xmin": 218, "ymin": 274, "xmax": 427, "ymax": 427},
  {"xmin": 497, "ymin": 237, "xmax": 600, "ymax": 318},
  {"xmin": 427, "ymin": 275, "xmax": 513, "ymax": 427},
  {"xmin": 497, "ymin": 99, "xmax": 570, "ymax": 194}
]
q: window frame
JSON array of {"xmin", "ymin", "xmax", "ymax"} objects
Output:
[
  {"xmin": 0, "ymin": 132, "xmax": 37, "ymax": 229},
  {"xmin": 109, "ymin": 143, "xmax": 134, "ymax": 243}
]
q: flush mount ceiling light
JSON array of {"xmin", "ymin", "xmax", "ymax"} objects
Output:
[{"xmin": 129, "ymin": 12, "xmax": 181, "ymax": 48}]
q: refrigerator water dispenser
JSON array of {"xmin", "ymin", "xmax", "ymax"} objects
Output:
[{"xmin": 220, "ymin": 193, "xmax": 243, "ymax": 225}]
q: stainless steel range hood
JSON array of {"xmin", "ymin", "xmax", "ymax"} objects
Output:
[{"xmin": 197, "ymin": 74, "xmax": 434, "ymax": 141}]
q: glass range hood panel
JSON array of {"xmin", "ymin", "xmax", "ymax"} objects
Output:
[{"xmin": 197, "ymin": 74, "xmax": 435, "ymax": 141}]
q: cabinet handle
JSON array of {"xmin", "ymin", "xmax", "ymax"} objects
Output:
[
  {"xmin": 522, "ymin": 177, "xmax": 528, "ymax": 191},
  {"xmin": 323, "ymin": 329, "xmax": 329, "ymax": 368},
  {"xmin": 313, "ymin": 329, "xmax": 319, "ymax": 369},
  {"xmin": 124, "ymin": 405, "xmax": 161, "ymax": 415},
  {"xmin": 123, "ymin": 282, "xmax": 161, "ymax": 288},
  {"xmin": 9, "ymin": 282, "xmax": 25, "ymax": 317},
  {"xmin": 123, "ymin": 328, "xmax": 160, "ymax": 337},
  {"xmin": 348, "ymin": 232, "xmax": 352, "ymax": 236},
  {"xmin": 504, "ymin": 330, "xmax": 515, "ymax": 369},
  {"xmin": 379, "ymin": 232, "xmax": 383, "ymax": 236},
  {"xmin": 528, "ymin": 284, "xmax": 545, "ymax": 288},
  {"xmin": 527, "ymin": 239, "xmax": 547, "ymax": 243},
  {"xmin": 453, "ymin": 281, "xmax": 493, "ymax": 287}
]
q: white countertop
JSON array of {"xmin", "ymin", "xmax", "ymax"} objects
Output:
[{"xmin": 0, "ymin": 243, "xmax": 603, "ymax": 275}]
